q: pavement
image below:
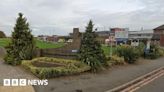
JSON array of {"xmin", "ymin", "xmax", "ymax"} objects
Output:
[
  {"xmin": 0, "ymin": 58, "xmax": 36, "ymax": 92},
  {"xmin": 0, "ymin": 86, "xmax": 35, "ymax": 92},
  {"xmin": 34, "ymin": 57, "xmax": 164, "ymax": 92}
]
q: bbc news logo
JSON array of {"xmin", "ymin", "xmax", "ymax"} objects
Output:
[{"xmin": 3, "ymin": 79, "xmax": 48, "ymax": 86}]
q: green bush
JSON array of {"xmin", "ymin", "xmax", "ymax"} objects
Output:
[
  {"xmin": 106, "ymin": 55, "xmax": 125, "ymax": 66},
  {"xmin": 146, "ymin": 44, "xmax": 164, "ymax": 59},
  {"xmin": 116, "ymin": 45, "xmax": 140, "ymax": 64},
  {"xmin": 159, "ymin": 47, "xmax": 164, "ymax": 56},
  {"xmin": 22, "ymin": 57, "xmax": 90, "ymax": 79},
  {"xmin": 136, "ymin": 42, "xmax": 145, "ymax": 57}
]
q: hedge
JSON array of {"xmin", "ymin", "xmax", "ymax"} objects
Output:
[{"xmin": 22, "ymin": 57, "xmax": 90, "ymax": 79}]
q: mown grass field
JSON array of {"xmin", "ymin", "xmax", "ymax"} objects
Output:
[
  {"xmin": 0, "ymin": 38, "xmax": 65, "ymax": 49},
  {"xmin": 101, "ymin": 44, "xmax": 116, "ymax": 55},
  {"xmin": 0, "ymin": 38, "xmax": 115, "ymax": 55}
]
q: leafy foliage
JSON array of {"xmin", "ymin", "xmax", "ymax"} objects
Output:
[
  {"xmin": 106, "ymin": 55, "xmax": 125, "ymax": 66},
  {"xmin": 4, "ymin": 13, "xmax": 36, "ymax": 65},
  {"xmin": 79, "ymin": 20, "xmax": 107, "ymax": 72},
  {"xmin": 146, "ymin": 44, "xmax": 164, "ymax": 59},
  {"xmin": 136, "ymin": 42, "xmax": 145, "ymax": 57},
  {"xmin": 116, "ymin": 45, "xmax": 140, "ymax": 64},
  {"xmin": 22, "ymin": 57, "xmax": 90, "ymax": 79}
]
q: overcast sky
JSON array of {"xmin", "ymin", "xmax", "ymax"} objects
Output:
[{"xmin": 0, "ymin": 0, "xmax": 164, "ymax": 36}]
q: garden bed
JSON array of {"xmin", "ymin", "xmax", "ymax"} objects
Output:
[{"xmin": 22, "ymin": 57, "xmax": 90, "ymax": 79}]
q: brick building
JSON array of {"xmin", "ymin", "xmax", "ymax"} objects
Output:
[{"xmin": 153, "ymin": 25, "xmax": 164, "ymax": 46}]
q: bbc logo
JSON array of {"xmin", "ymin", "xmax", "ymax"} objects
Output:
[
  {"xmin": 3, "ymin": 79, "xmax": 48, "ymax": 86},
  {"xmin": 3, "ymin": 79, "xmax": 26, "ymax": 86}
]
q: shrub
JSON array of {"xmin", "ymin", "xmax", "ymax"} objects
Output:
[
  {"xmin": 146, "ymin": 44, "xmax": 164, "ymax": 59},
  {"xmin": 106, "ymin": 55, "xmax": 125, "ymax": 66},
  {"xmin": 136, "ymin": 42, "xmax": 145, "ymax": 57},
  {"xmin": 159, "ymin": 47, "xmax": 164, "ymax": 56},
  {"xmin": 22, "ymin": 57, "xmax": 90, "ymax": 79},
  {"xmin": 116, "ymin": 45, "xmax": 140, "ymax": 64}
]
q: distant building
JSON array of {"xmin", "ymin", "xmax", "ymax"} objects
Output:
[
  {"xmin": 38, "ymin": 35, "xmax": 47, "ymax": 41},
  {"xmin": 38, "ymin": 35, "xmax": 59, "ymax": 42},
  {"xmin": 95, "ymin": 31, "xmax": 110, "ymax": 37},
  {"xmin": 46, "ymin": 35, "xmax": 58, "ymax": 42},
  {"xmin": 128, "ymin": 30, "xmax": 154, "ymax": 46},
  {"xmin": 128, "ymin": 30, "xmax": 154, "ymax": 40},
  {"xmin": 153, "ymin": 25, "xmax": 164, "ymax": 46},
  {"xmin": 69, "ymin": 28, "xmax": 111, "ymax": 44},
  {"xmin": 95, "ymin": 31, "xmax": 110, "ymax": 44},
  {"xmin": 110, "ymin": 28, "xmax": 129, "ymax": 33}
]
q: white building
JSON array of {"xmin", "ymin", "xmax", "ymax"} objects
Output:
[
  {"xmin": 128, "ymin": 30, "xmax": 154, "ymax": 46},
  {"xmin": 128, "ymin": 30, "xmax": 154, "ymax": 40}
]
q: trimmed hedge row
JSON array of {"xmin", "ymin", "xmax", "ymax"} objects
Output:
[{"xmin": 22, "ymin": 57, "xmax": 90, "ymax": 79}]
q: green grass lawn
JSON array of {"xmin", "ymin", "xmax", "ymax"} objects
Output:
[
  {"xmin": 0, "ymin": 38, "xmax": 115, "ymax": 55},
  {"xmin": 0, "ymin": 38, "xmax": 65, "ymax": 49},
  {"xmin": 101, "ymin": 44, "xmax": 116, "ymax": 55},
  {"xmin": 36, "ymin": 40, "xmax": 65, "ymax": 49},
  {"xmin": 0, "ymin": 38, "xmax": 10, "ymax": 47}
]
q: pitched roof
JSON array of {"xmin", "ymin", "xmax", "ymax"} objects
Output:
[{"xmin": 154, "ymin": 24, "xmax": 164, "ymax": 30}]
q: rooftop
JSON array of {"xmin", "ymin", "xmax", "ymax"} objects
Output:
[
  {"xmin": 154, "ymin": 24, "xmax": 164, "ymax": 30},
  {"xmin": 129, "ymin": 29, "xmax": 154, "ymax": 34}
]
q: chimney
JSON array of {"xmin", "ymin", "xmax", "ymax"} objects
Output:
[{"xmin": 73, "ymin": 28, "xmax": 79, "ymax": 39}]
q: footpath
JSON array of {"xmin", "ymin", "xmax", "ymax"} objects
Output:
[
  {"xmin": 0, "ymin": 58, "xmax": 36, "ymax": 92},
  {"xmin": 34, "ymin": 57, "xmax": 164, "ymax": 92}
]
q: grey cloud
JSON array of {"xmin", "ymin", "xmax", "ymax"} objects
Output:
[{"xmin": 0, "ymin": 0, "xmax": 164, "ymax": 36}]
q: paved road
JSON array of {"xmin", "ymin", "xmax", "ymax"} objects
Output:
[
  {"xmin": 34, "ymin": 57, "xmax": 164, "ymax": 92},
  {"xmin": 137, "ymin": 75, "xmax": 164, "ymax": 92}
]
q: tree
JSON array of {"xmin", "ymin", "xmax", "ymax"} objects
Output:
[
  {"xmin": 0, "ymin": 31, "xmax": 6, "ymax": 38},
  {"xmin": 79, "ymin": 20, "xmax": 107, "ymax": 72},
  {"xmin": 4, "ymin": 13, "xmax": 36, "ymax": 65}
]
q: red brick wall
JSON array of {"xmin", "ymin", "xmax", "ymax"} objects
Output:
[
  {"xmin": 160, "ymin": 34, "xmax": 164, "ymax": 46},
  {"xmin": 154, "ymin": 29, "xmax": 164, "ymax": 46}
]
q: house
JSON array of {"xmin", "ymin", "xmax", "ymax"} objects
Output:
[
  {"xmin": 153, "ymin": 25, "xmax": 164, "ymax": 46},
  {"xmin": 46, "ymin": 35, "xmax": 58, "ymax": 42},
  {"xmin": 38, "ymin": 35, "xmax": 47, "ymax": 41},
  {"xmin": 38, "ymin": 35, "xmax": 59, "ymax": 42}
]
